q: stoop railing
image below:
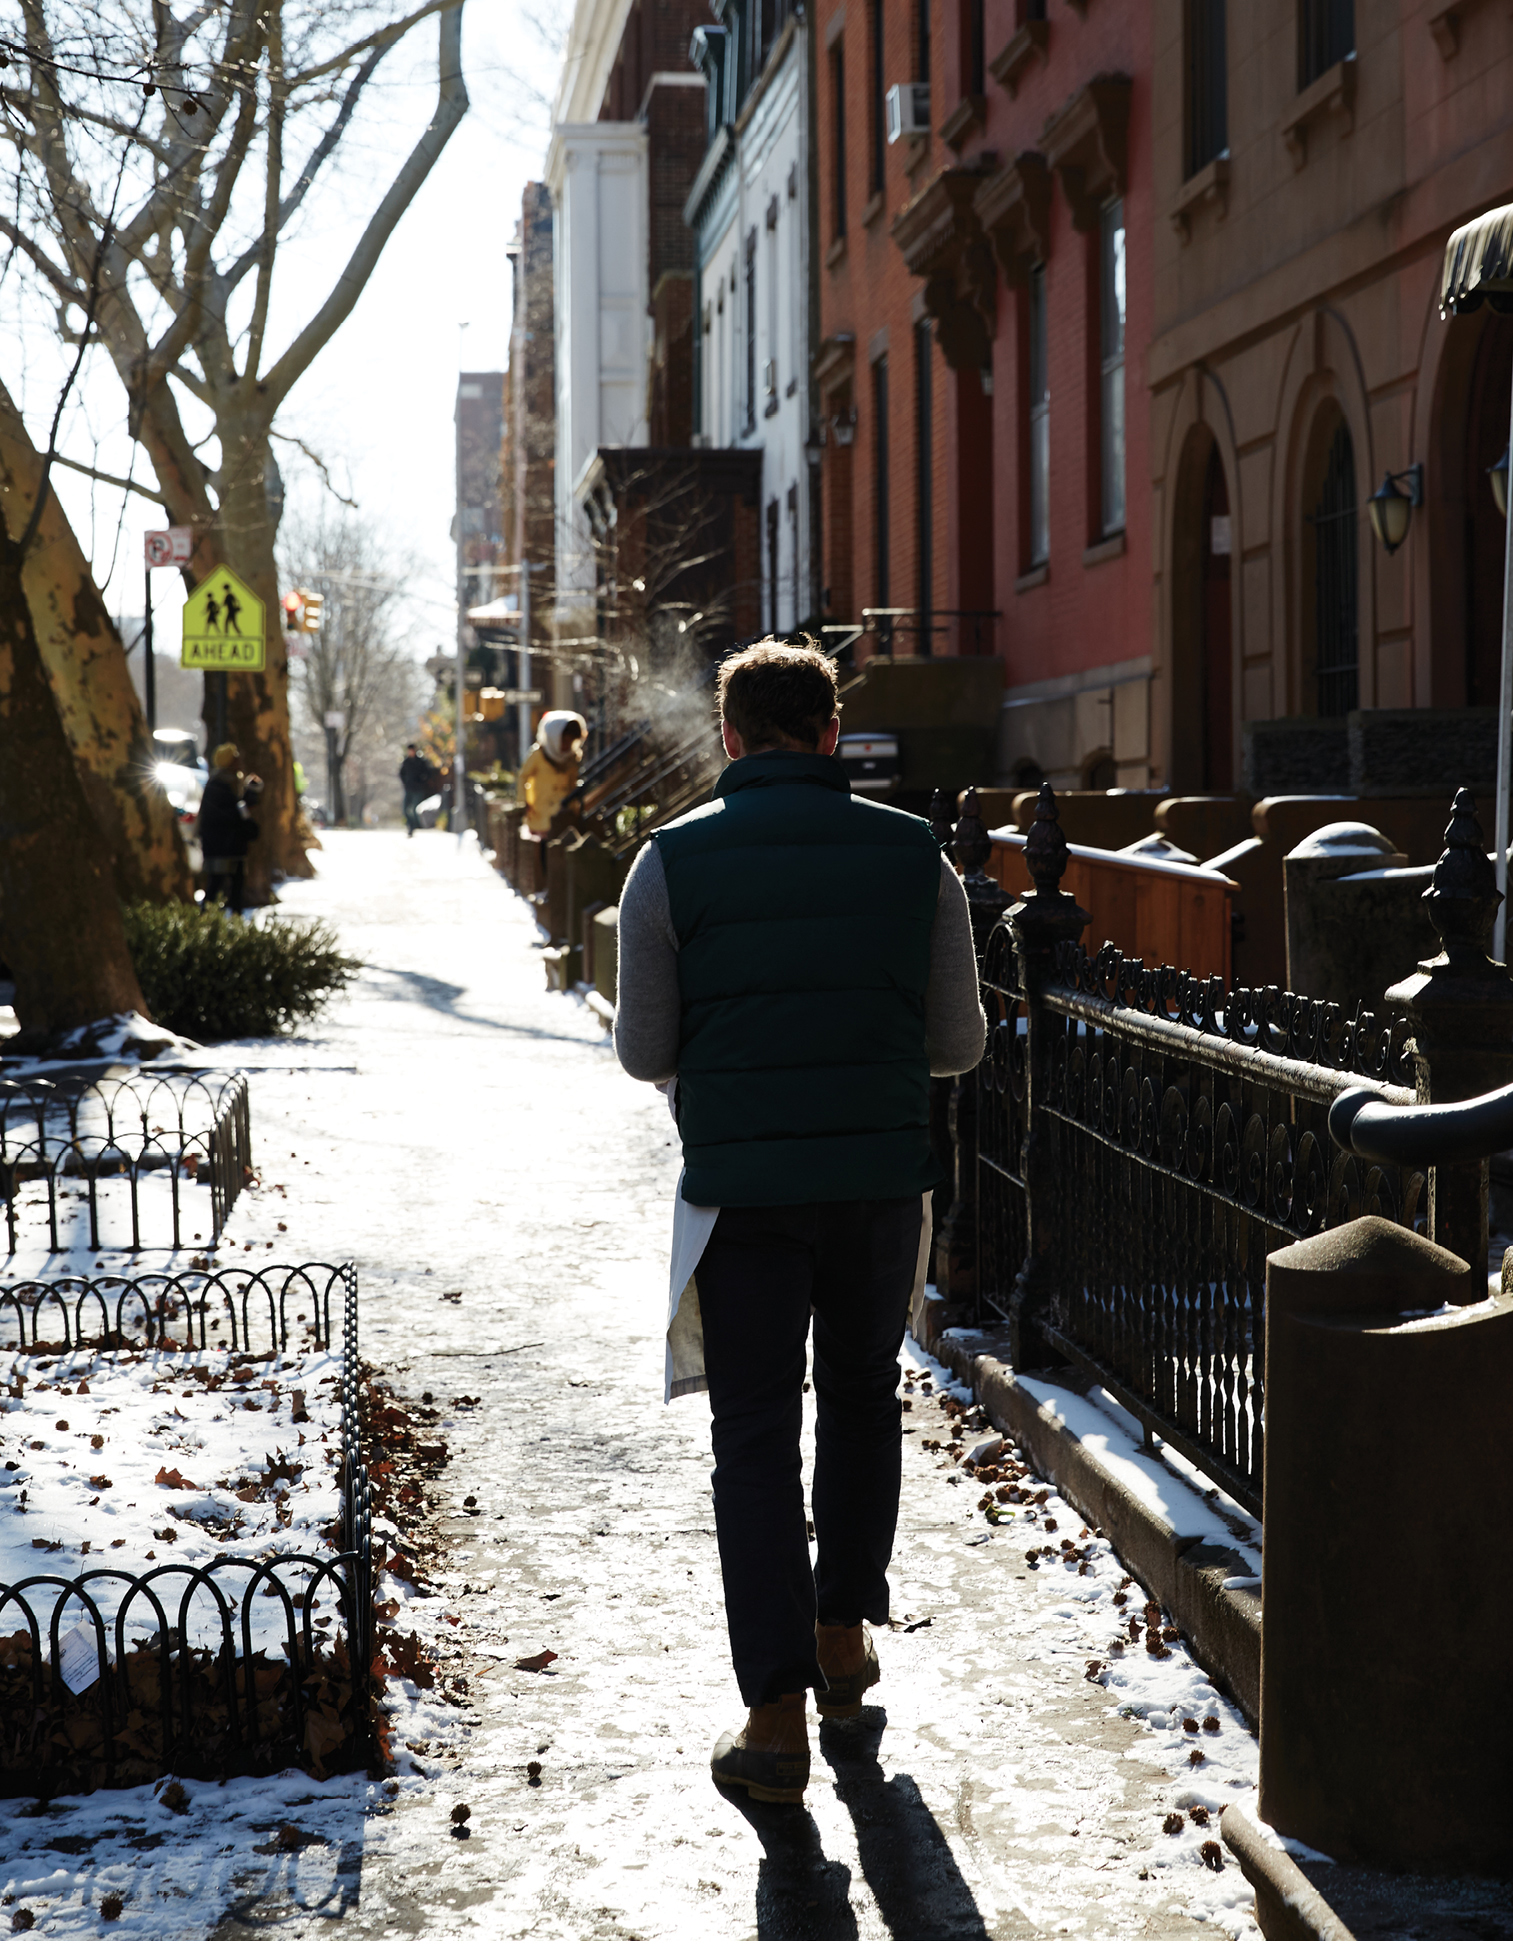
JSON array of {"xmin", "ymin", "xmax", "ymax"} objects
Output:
[{"xmin": 960, "ymin": 783, "xmax": 1512, "ymax": 1518}]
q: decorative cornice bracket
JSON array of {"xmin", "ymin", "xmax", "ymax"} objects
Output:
[
  {"xmin": 1168, "ymin": 152, "xmax": 1230, "ymax": 242},
  {"xmin": 891, "ymin": 168, "xmax": 999, "ymax": 371},
  {"xmin": 1280, "ymin": 54, "xmax": 1356, "ymax": 171},
  {"xmin": 988, "ymin": 20, "xmax": 1050, "ymax": 98},
  {"xmin": 974, "ymin": 150, "xmax": 1053, "ymax": 283},
  {"xmin": 1040, "ymin": 73, "xmax": 1132, "ymax": 231}
]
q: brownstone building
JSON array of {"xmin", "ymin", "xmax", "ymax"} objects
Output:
[
  {"xmin": 493, "ymin": 180, "xmax": 557, "ymax": 763},
  {"xmin": 816, "ymin": 0, "xmax": 1156, "ymax": 788},
  {"xmin": 1151, "ymin": 0, "xmax": 1513, "ymax": 794}
]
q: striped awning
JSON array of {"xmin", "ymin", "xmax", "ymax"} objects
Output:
[{"xmin": 1441, "ymin": 203, "xmax": 1513, "ymax": 315}]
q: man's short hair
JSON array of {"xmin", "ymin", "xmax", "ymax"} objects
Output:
[{"xmin": 717, "ymin": 638, "xmax": 839, "ymax": 751}]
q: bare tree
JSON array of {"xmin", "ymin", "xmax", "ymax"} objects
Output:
[
  {"xmin": 279, "ymin": 508, "xmax": 426, "ymax": 823},
  {"xmin": 0, "ymin": 0, "xmax": 469, "ymax": 894}
]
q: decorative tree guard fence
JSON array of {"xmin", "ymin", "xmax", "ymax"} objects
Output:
[
  {"xmin": 0, "ymin": 1262, "xmax": 373, "ymax": 1797},
  {"xmin": 968, "ymin": 786, "xmax": 1512, "ymax": 1520},
  {"xmin": 0, "ymin": 1068, "xmax": 253, "ymax": 1254}
]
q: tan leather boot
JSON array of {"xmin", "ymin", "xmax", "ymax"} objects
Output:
[
  {"xmin": 815, "ymin": 1620, "xmax": 880, "ymax": 1717},
  {"xmin": 710, "ymin": 1692, "xmax": 810, "ymax": 1803}
]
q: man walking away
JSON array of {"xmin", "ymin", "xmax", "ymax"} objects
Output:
[
  {"xmin": 613, "ymin": 639, "xmax": 985, "ymax": 1804},
  {"xmin": 198, "ymin": 741, "xmax": 263, "ymax": 912},
  {"xmin": 399, "ymin": 742, "xmax": 432, "ymax": 836}
]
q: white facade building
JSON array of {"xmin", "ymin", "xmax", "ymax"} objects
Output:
[
  {"xmin": 688, "ymin": 9, "xmax": 813, "ymax": 633},
  {"xmin": 545, "ymin": 118, "xmax": 648, "ymax": 649}
]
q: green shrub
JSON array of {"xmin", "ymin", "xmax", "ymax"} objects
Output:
[{"xmin": 122, "ymin": 902, "xmax": 361, "ymax": 1041}]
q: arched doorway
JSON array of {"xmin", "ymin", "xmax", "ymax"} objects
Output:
[
  {"xmin": 1301, "ymin": 409, "xmax": 1359, "ymax": 717},
  {"xmin": 1169, "ymin": 423, "xmax": 1235, "ymax": 790},
  {"xmin": 1464, "ymin": 315, "xmax": 1513, "ymax": 706}
]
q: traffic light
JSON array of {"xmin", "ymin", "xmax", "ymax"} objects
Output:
[
  {"xmin": 299, "ymin": 590, "xmax": 323, "ymax": 633},
  {"xmin": 281, "ymin": 591, "xmax": 303, "ymax": 629}
]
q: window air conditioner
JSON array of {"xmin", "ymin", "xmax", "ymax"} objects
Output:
[{"xmin": 885, "ymin": 82, "xmax": 931, "ymax": 144}]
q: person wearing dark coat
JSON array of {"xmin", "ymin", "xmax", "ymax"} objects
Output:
[
  {"xmin": 199, "ymin": 741, "xmax": 262, "ymax": 911},
  {"xmin": 399, "ymin": 743, "xmax": 433, "ymax": 836},
  {"xmin": 612, "ymin": 641, "xmax": 986, "ymax": 1806}
]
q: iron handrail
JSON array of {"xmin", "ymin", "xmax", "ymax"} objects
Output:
[{"xmin": 1330, "ymin": 1078, "xmax": 1513, "ymax": 1169}]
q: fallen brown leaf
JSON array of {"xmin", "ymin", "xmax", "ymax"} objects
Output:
[{"xmin": 514, "ymin": 1650, "xmax": 558, "ymax": 1673}]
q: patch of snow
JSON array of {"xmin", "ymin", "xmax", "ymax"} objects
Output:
[{"xmin": 904, "ymin": 1331, "xmax": 1262, "ymax": 1937}]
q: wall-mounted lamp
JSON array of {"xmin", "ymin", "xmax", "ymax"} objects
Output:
[
  {"xmin": 1367, "ymin": 462, "xmax": 1423, "ymax": 554},
  {"xmin": 1490, "ymin": 444, "xmax": 1510, "ymax": 519},
  {"xmin": 830, "ymin": 407, "xmax": 857, "ymax": 447},
  {"xmin": 803, "ymin": 425, "xmax": 825, "ymax": 464}
]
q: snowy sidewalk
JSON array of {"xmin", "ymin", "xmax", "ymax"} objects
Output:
[{"xmin": 2, "ymin": 832, "xmax": 1262, "ymax": 1938}]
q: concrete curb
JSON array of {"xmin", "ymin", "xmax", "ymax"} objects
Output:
[
  {"xmin": 1219, "ymin": 1807, "xmax": 1355, "ymax": 1940},
  {"xmin": 917, "ymin": 1305, "xmax": 1262, "ymax": 1725}
]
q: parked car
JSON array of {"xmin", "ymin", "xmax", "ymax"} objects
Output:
[{"xmin": 150, "ymin": 730, "xmax": 207, "ymax": 874}]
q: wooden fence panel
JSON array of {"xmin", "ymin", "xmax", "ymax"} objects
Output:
[{"xmin": 987, "ymin": 833, "xmax": 1236, "ymax": 982}]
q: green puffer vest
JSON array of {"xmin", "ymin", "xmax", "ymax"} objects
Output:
[{"xmin": 653, "ymin": 750, "xmax": 943, "ymax": 1207}]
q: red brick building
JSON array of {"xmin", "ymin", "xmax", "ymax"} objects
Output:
[{"xmin": 817, "ymin": 0, "xmax": 1153, "ymax": 787}]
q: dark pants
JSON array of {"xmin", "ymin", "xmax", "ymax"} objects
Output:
[
  {"xmin": 204, "ymin": 857, "xmax": 247, "ymax": 912},
  {"xmin": 697, "ymin": 1196, "xmax": 923, "ymax": 1707},
  {"xmin": 403, "ymin": 789, "xmax": 425, "ymax": 833}
]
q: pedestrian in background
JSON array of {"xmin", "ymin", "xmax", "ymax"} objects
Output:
[
  {"xmin": 399, "ymin": 742, "xmax": 433, "ymax": 837},
  {"xmin": 198, "ymin": 741, "xmax": 262, "ymax": 912},
  {"xmin": 612, "ymin": 640, "xmax": 985, "ymax": 1804},
  {"xmin": 518, "ymin": 710, "xmax": 587, "ymax": 835}
]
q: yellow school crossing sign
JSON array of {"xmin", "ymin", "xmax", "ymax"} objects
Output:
[{"xmin": 180, "ymin": 567, "xmax": 265, "ymax": 671}]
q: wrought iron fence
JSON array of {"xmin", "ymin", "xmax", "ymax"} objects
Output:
[
  {"xmin": 0, "ymin": 1068, "xmax": 252, "ymax": 1255},
  {"xmin": 0, "ymin": 1261, "xmax": 373, "ymax": 1796},
  {"xmin": 974, "ymin": 789, "xmax": 1432, "ymax": 1518}
]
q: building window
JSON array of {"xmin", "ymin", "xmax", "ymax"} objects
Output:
[
  {"xmin": 1099, "ymin": 200, "xmax": 1126, "ymax": 537},
  {"xmin": 873, "ymin": 355, "xmax": 890, "ymax": 603},
  {"xmin": 1299, "ymin": 0, "xmax": 1352, "ymax": 87},
  {"xmin": 1185, "ymin": 0, "xmax": 1227, "ymax": 177},
  {"xmin": 1027, "ymin": 265, "xmax": 1049, "ymax": 566},
  {"xmin": 744, "ymin": 230, "xmax": 757, "ymax": 434},
  {"xmin": 870, "ymin": 0, "xmax": 886, "ymax": 196},
  {"xmin": 968, "ymin": 0, "xmax": 985, "ymax": 94},
  {"xmin": 831, "ymin": 45, "xmax": 847, "ymax": 239},
  {"xmin": 917, "ymin": 0, "xmax": 930, "ymax": 80},
  {"xmin": 1310, "ymin": 420, "xmax": 1359, "ymax": 715},
  {"xmin": 915, "ymin": 319, "xmax": 933, "ymax": 651}
]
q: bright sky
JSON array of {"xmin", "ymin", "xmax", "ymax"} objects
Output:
[{"xmin": 7, "ymin": 0, "xmax": 566, "ymax": 658}]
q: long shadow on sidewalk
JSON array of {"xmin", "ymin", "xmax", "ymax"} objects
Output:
[
  {"xmin": 718, "ymin": 1711, "xmax": 989, "ymax": 1939},
  {"xmin": 361, "ymin": 965, "xmax": 592, "ymax": 1044},
  {"xmin": 821, "ymin": 1711, "xmax": 989, "ymax": 1939},
  {"xmin": 717, "ymin": 1793, "xmax": 860, "ymax": 1940}
]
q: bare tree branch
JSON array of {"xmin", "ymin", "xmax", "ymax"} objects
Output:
[
  {"xmin": 221, "ymin": 41, "xmax": 385, "ymax": 297},
  {"xmin": 270, "ymin": 427, "xmax": 358, "ymax": 507},
  {"xmin": 47, "ymin": 448, "xmax": 167, "ymax": 501},
  {"xmin": 288, "ymin": 0, "xmax": 454, "ymax": 90},
  {"xmin": 0, "ymin": 211, "xmax": 83, "ymax": 300},
  {"xmin": 261, "ymin": 5, "xmax": 467, "ymax": 406}
]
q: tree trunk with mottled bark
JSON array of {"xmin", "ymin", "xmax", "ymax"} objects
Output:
[
  {"xmin": 0, "ymin": 521, "xmax": 149, "ymax": 1037},
  {"xmin": 194, "ymin": 411, "xmax": 305, "ymax": 902},
  {"xmin": 0, "ymin": 382, "xmax": 192, "ymax": 905}
]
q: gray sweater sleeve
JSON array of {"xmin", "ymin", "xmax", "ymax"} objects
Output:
[
  {"xmin": 926, "ymin": 855, "xmax": 987, "ymax": 1077},
  {"xmin": 612, "ymin": 840, "xmax": 681, "ymax": 1084},
  {"xmin": 612, "ymin": 840, "xmax": 985, "ymax": 1085}
]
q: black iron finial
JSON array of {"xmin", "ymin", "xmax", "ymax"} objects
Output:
[
  {"xmin": 1024, "ymin": 781, "xmax": 1069, "ymax": 898},
  {"xmin": 952, "ymin": 786, "xmax": 993, "ymax": 879},
  {"xmin": 928, "ymin": 786, "xmax": 955, "ymax": 855},
  {"xmin": 1422, "ymin": 785, "xmax": 1502, "ymax": 970}
]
